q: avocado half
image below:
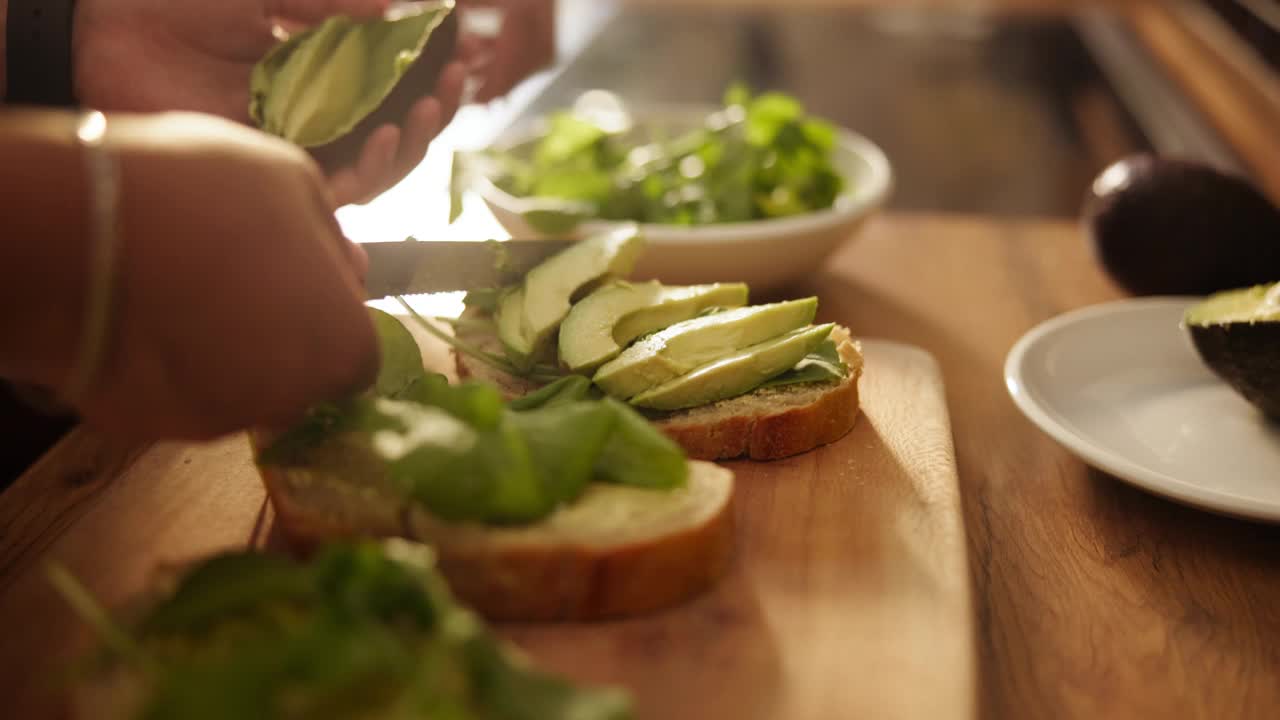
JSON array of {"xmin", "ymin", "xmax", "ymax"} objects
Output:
[
  {"xmin": 310, "ymin": 8, "xmax": 458, "ymax": 173},
  {"xmin": 1185, "ymin": 282, "xmax": 1280, "ymax": 418}
]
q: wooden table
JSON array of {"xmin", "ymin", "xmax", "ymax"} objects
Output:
[
  {"xmin": 807, "ymin": 215, "xmax": 1280, "ymax": 719},
  {"xmin": 3, "ymin": 213, "xmax": 1278, "ymax": 718}
]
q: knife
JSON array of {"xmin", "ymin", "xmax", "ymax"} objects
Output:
[{"xmin": 362, "ymin": 238, "xmax": 574, "ymax": 298}]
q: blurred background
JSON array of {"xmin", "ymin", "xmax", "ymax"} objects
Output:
[
  {"xmin": 336, "ymin": 0, "xmax": 1279, "ymax": 242},
  {"xmin": 5, "ymin": 0, "xmax": 1277, "ymax": 482}
]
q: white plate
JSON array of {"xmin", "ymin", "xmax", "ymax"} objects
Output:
[{"xmin": 1005, "ymin": 297, "xmax": 1280, "ymax": 522}]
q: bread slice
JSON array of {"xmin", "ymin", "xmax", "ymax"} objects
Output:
[
  {"xmin": 454, "ymin": 318, "xmax": 865, "ymax": 461},
  {"xmin": 258, "ymin": 451, "xmax": 735, "ymax": 622}
]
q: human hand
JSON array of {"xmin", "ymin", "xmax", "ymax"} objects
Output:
[
  {"xmin": 456, "ymin": 0, "xmax": 556, "ymax": 103},
  {"xmin": 75, "ymin": 113, "xmax": 379, "ymax": 441},
  {"xmin": 72, "ymin": 0, "xmax": 466, "ymax": 206}
]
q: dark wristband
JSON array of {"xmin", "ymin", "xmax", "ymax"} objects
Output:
[{"xmin": 5, "ymin": 0, "xmax": 79, "ymax": 106}]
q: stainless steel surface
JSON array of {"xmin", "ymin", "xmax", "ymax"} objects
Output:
[{"xmin": 363, "ymin": 238, "xmax": 573, "ymax": 297}]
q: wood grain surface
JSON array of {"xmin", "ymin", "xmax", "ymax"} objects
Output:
[
  {"xmin": 499, "ymin": 340, "xmax": 972, "ymax": 720},
  {"xmin": 0, "ymin": 313, "xmax": 974, "ymax": 719},
  {"xmin": 4, "ymin": 213, "xmax": 1280, "ymax": 719},
  {"xmin": 800, "ymin": 214, "xmax": 1280, "ymax": 719},
  {"xmin": 622, "ymin": 0, "xmax": 1149, "ymax": 12}
]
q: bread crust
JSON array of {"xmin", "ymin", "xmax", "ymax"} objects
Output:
[
  {"xmin": 655, "ymin": 366, "xmax": 860, "ymax": 461},
  {"xmin": 456, "ymin": 324, "xmax": 864, "ymax": 461},
  {"xmin": 257, "ymin": 457, "xmax": 735, "ymax": 622}
]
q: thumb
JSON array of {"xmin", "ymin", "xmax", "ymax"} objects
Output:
[{"xmin": 267, "ymin": 0, "xmax": 389, "ymax": 24}]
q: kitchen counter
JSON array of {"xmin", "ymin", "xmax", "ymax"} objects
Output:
[
  {"xmin": 4, "ymin": 214, "xmax": 1279, "ymax": 719},
  {"xmin": 3, "ymin": 1, "xmax": 1279, "ymax": 718}
]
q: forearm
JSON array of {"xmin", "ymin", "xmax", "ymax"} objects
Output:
[{"xmin": 0, "ymin": 109, "xmax": 91, "ymax": 389}]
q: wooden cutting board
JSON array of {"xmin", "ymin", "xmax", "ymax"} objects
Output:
[{"xmin": 0, "ymin": 335, "xmax": 974, "ymax": 720}]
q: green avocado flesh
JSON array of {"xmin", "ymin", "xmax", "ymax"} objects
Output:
[
  {"xmin": 497, "ymin": 226, "xmax": 644, "ymax": 362},
  {"xmin": 631, "ymin": 323, "xmax": 836, "ymax": 410},
  {"xmin": 592, "ymin": 297, "xmax": 819, "ymax": 400},
  {"xmin": 58, "ymin": 541, "xmax": 633, "ymax": 720},
  {"xmin": 1185, "ymin": 283, "xmax": 1280, "ymax": 325},
  {"xmin": 250, "ymin": 6, "xmax": 453, "ymax": 148},
  {"xmin": 497, "ymin": 285, "xmax": 531, "ymax": 359},
  {"xmin": 558, "ymin": 281, "xmax": 750, "ymax": 372},
  {"xmin": 1185, "ymin": 282, "xmax": 1280, "ymax": 418}
]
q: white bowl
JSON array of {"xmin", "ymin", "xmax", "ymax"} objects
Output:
[{"xmin": 466, "ymin": 105, "xmax": 893, "ymax": 291}]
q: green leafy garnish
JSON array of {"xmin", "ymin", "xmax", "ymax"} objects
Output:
[
  {"xmin": 396, "ymin": 297, "xmax": 564, "ymax": 382},
  {"xmin": 465, "ymin": 85, "xmax": 845, "ymax": 229},
  {"xmin": 258, "ymin": 306, "xmax": 686, "ymax": 526},
  {"xmin": 449, "ymin": 150, "xmax": 466, "ymax": 224},
  {"xmin": 594, "ymin": 398, "xmax": 688, "ymax": 488},
  {"xmin": 372, "ymin": 307, "xmax": 429, "ymax": 398},
  {"xmin": 54, "ymin": 541, "xmax": 633, "ymax": 720},
  {"xmin": 759, "ymin": 339, "xmax": 848, "ymax": 389},
  {"xmin": 507, "ymin": 375, "xmax": 596, "ymax": 410}
]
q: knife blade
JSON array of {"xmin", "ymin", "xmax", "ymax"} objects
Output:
[{"xmin": 362, "ymin": 238, "xmax": 574, "ymax": 298}]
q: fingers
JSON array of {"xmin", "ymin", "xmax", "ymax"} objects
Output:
[
  {"xmin": 468, "ymin": 0, "xmax": 555, "ymax": 102},
  {"xmin": 327, "ymin": 124, "xmax": 399, "ymax": 206},
  {"xmin": 395, "ymin": 97, "xmax": 442, "ymax": 179},
  {"xmin": 434, "ymin": 61, "xmax": 468, "ymax": 125},
  {"xmin": 327, "ymin": 167, "xmax": 363, "ymax": 209},
  {"xmin": 355, "ymin": 123, "xmax": 401, "ymax": 201},
  {"xmin": 348, "ymin": 240, "xmax": 370, "ymax": 285},
  {"xmin": 454, "ymin": 33, "xmax": 491, "ymax": 67},
  {"xmin": 267, "ymin": 0, "xmax": 389, "ymax": 24}
]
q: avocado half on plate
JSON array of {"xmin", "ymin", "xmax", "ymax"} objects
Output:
[{"xmin": 1184, "ymin": 281, "xmax": 1280, "ymax": 419}]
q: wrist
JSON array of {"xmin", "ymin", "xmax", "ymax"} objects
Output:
[
  {"xmin": 0, "ymin": 112, "xmax": 92, "ymax": 388},
  {"xmin": 62, "ymin": 110, "xmax": 121, "ymax": 402}
]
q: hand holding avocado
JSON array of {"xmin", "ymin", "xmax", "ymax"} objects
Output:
[{"xmin": 73, "ymin": 0, "xmax": 466, "ymax": 207}]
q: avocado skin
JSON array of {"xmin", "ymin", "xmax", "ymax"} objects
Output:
[
  {"xmin": 1188, "ymin": 322, "xmax": 1280, "ymax": 419},
  {"xmin": 309, "ymin": 9, "xmax": 459, "ymax": 174},
  {"xmin": 1083, "ymin": 154, "xmax": 1280, "ymax": 296}
]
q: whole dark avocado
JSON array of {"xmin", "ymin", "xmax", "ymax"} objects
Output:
[
  {"xmin": 1083, "ymin": 154, "xmax": 1280, "ymax": 296},
  {"xmin": 310, "ymin": 8, "xmax": 459, "ymax": 174},
  {"xmin": 1185, "ymin": 282, "xmax": 1280, "ymax": 419}
]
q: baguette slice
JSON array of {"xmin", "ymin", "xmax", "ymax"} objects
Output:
[
  {"xmin": 454, "ymin": 317, "xmax": 865, "ymax": 461},
  {"xmin": 258, "ymin": 451, "xmax": 734, "ymax": 622}
]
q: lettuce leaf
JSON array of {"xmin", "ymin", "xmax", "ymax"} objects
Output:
[
  {"xmin": 468, "ymin": 84, "xmax": 845, "ymax": 229},
  {"xmin": 54, "ymin": 542, "xmax": 634, "ymax": 720},
  {"xmin": 259, "ymin": 307, "xmax": 688, "ymax": 525},
  {"xmin": 759, "ymin": 339, "xmax": 848, "ymax": 389}
]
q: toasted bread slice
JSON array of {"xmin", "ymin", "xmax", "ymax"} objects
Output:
[
  {"xmin": 454, "ymin": 318, "xmax": 865, "ymax": 461},
  {"xmin": 258, "ymin": 454, "xmax": 734, "ymax": 622}
]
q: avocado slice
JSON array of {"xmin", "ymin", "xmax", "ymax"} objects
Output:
[
  {"xmin": 593, "ymin": 297, "xmax": 818, "ymax": 400},
  {"xmin": 1185, "ymin": 282, "xmax": 1280, "ymax": 418},
  {"xmin": 496, "ymin": 225, "xmax": 644, "ymax": 363},
  {"xmin": 559, "ymin": 281, "xmax": 750, "ymax": 373},
  {"xmin": 631, "ymin": 323, "xmax": 837, "ymax": 411},
  {"xmin": 497, "ymin": 285, "xmax": 532, "ymax": 360}
]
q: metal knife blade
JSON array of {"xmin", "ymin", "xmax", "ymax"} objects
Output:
[{"xmin": 362, "ymin": 238, "xmax": 574, "ymax": 298}]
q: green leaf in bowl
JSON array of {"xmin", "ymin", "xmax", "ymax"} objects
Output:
[{"xmin": 518, "ymin": 198, "xmax": 597, "ymax": 235}]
